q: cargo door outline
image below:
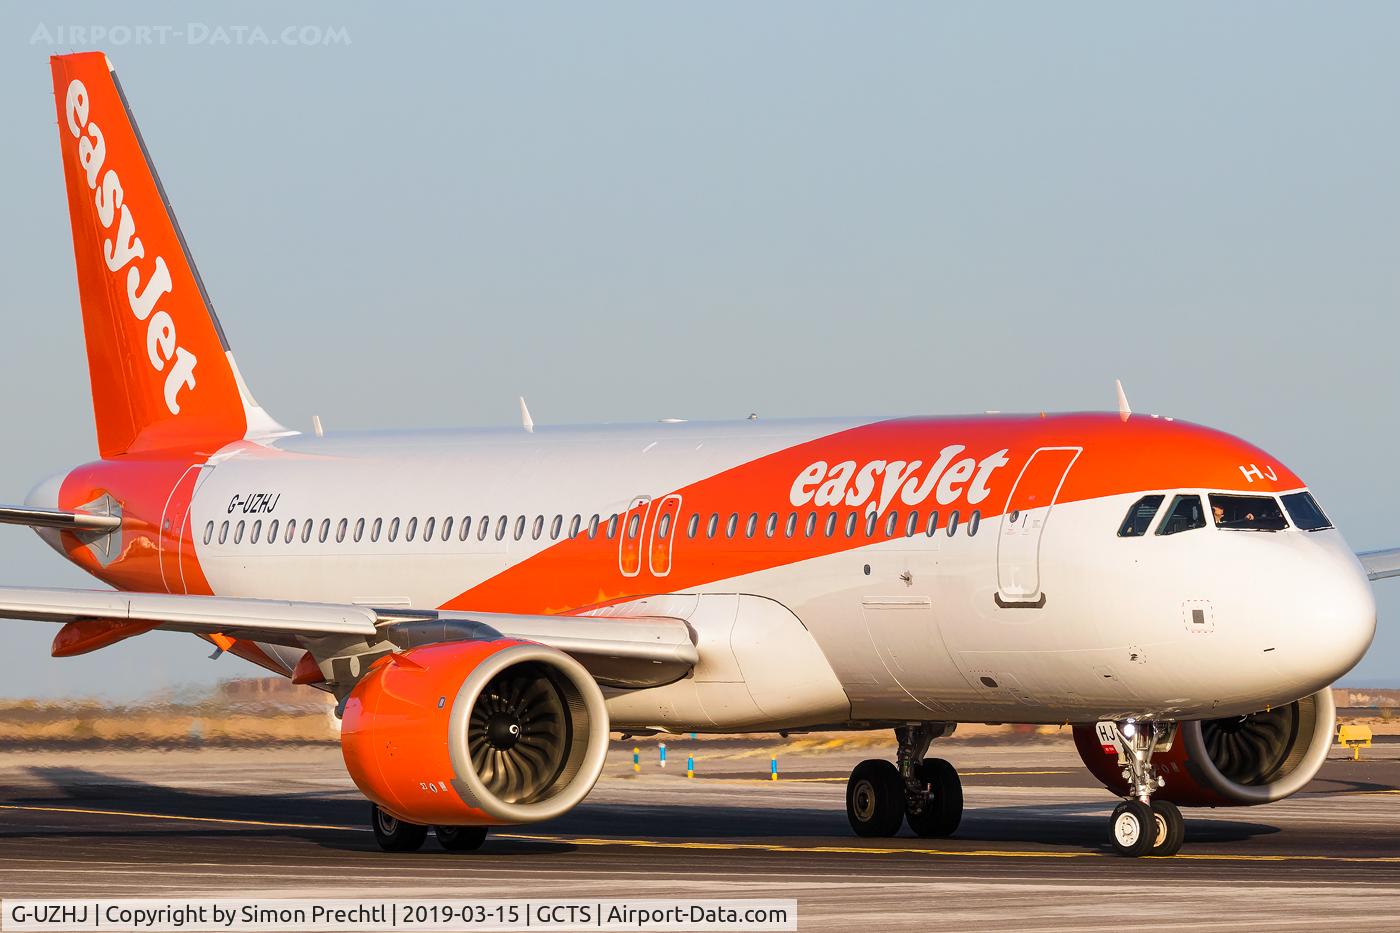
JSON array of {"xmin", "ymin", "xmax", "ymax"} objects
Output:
[
  {"xmin": 619, "ymin": 495, "xmax": 652, "ymax": 578},
  {"xmin": 647, "ymin": 495, "xmax": 682, "ymax": 577},
  {"xmin": 995, "ymin": 446, "xmax": 1081, "ymax": 605},
  {"xmin": 159, "ymin": 465, "xmax": 203, "ymax": 594}
]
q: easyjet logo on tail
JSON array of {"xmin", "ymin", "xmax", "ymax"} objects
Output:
[
  {"xmin": 64, "ymin": 79, "xmax": 197, "ymax": 415},
  {"xmin": 790, "ymin": 446, "xmax": 1011, "ymax": 512}
]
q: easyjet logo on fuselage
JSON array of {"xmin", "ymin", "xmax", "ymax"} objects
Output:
[
  {"xmin": 790, "ymin": 446, "xmax": 1010, "ymax": 513},
  {"xmin": 64, "ymin": 78, "xmax": 197, "ymax": 416}
]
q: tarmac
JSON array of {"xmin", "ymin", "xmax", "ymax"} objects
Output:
[{"xmin": 0, "ymin": 736, "xmax": 1397, "ymax": 931}]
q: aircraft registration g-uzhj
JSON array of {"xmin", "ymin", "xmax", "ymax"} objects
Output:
[{"xmin": 5, "ymin": 51, "xmax": 1397, "ymax": 858}]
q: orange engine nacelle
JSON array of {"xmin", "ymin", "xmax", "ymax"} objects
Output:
[
  {"xmin": 1073, "ymin": 688, "xmax": 1336, "ymax": 807},
  {"xmin": 340, "ymin": 639, "xmax": 610, "ymax": 827}
]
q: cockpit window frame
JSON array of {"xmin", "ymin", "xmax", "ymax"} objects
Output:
[
  {"xmin": 1118, "ymin": 494, "xmax": 1166, "ymax": 538},
  {"xmin": 1208, "ymin": 493, "xmax": 1289, "ymax": 533},
  {"xmin": 1155, "ymin": 493, "xmax": 1207, "ymax": 536}
]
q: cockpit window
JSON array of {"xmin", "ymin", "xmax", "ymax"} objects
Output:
[
  {"xmin": 1210, "ymin": 494, "xmax": 1287, "ymax": 531},
  {"xmin": 1281, "ymin": 491, "xmax": 1333, "ymax": 532},
  {"xmin": 1118, "ymin": 495, "xmax": 1165, "ymax": 537},
  {"xmin": 1156, "ymin": 494, "xmax": 1206, "ymax": 535}
]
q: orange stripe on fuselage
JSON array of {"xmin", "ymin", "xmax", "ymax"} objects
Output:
[{"xmin": 443, "ymin": 413, "xmax": 1302, "ymax": 615}]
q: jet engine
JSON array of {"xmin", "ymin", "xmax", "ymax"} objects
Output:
[
  {"xmin": 1073, "ymin": 688, "xmax": 1336, "ymax": 806},
  {"xmin": 340, "ymin": 638, "xmax": 610, "ymax": 826}
]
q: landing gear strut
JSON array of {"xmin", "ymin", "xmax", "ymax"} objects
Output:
[
  {"xmin": 845, "ymin": 723, "xmax": 962, "ymax": 838},
  {"xmin": 1101, "ymin": 719, "xmax": 1185, "ymax": 857}
]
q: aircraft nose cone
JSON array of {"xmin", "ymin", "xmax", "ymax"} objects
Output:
[{"xmin": 1268, "ymin": 542, "xmax": 1376, "ymax": 694}]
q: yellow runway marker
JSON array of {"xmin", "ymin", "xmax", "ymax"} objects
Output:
[{"xmin": 4, "ymin": 802, "xmax": 1399, "ymax": 865}]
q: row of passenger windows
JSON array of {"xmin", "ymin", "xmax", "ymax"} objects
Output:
[
  {"xmin": 203, "ymin": 508, "xmax": 984, "ymax": 548},
  {"xmin": 1117, "ymin": 490, "xmax": 1332, "ymax": 538}
]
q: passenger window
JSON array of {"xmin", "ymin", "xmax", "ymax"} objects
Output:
[
  {"xmin": 627, "ymin": 513, "xmax": 641, "ymax": 540},
  {"xmin": 496, "ymin": 515, "xmax": 509, "ymax": 540},
  {"xmin": 765, "ymin": 512, "xmax": 778, "ymax": 537},
  {"xmin": 926, "ymin": 511, "xmax": 940, "ymax": 536},
  {"xmin": 804, "ymin": 512, "xmax": 817, "ymax": 537},
  {"xmin": 606, "ymin": 514, "xmax": 619, "ymax": 539},
  {"xmin": 568, "ymin": 515, "xmax": 581, "ymax": 538},
  {"xmin": 423, "ymin": 517, "xmax": 436, "ymax": 541},
  {"xmin": 389, "ymin": 517, "xmax": 400, "ymax": 542},
  {"xmin": 746, "ymin": 513, "xmax": 759, "ymax": 538},
  {"xmin": 407, "ymin": 517, "xmax": 419, "ymax": 542},
  {"xmin": 785, "ymin": 512, "xmax": 798, "ymax": 538},
  {"xmin": 250, "ymin": 520, "xmax": 262, "ymax": 545},
  {"xmin": 336, "ymin": 518, "xmax": 348, "ymax": 543},
  {"xmin": 947, "ymin": 510, "xmax": 960, "ymax": 536},
  {"xmin": 514, "ymin": 515, "xmax": 526, "ymax": 540},
  {"xmin": 884, "ymin": 511, "xmax": 899, "ymax": 536},
  {"xmin": 370, "ymin": 518, "xmax": 382, "ymax": 543},
  {"xmin": 1210, "ymin": 494, "xmax": 1287, "ymax": 532},
  {"xmin": 218, "ymin": 521, "xmax": 229, "ymax": 545},
  {"xmin": 658, "ymin": 513, "xmax": 672, "ymax": 540},
  {"xmin": 460, "ymin": 516, "xmax": 472, "ymax": 541},
  {"xmin": 1156, "ymin": 494, "xmax": 1206, "ymax": 535},
  {"xmin": 686, "ymin": 513, "xmax": 699, "ymax": 538},
  {"xmin": 477, "ymin": 515, "xmax": 489, "ymax": 541},
  {"xmin": 551, "ymin": 515, "xmax": 563, "ymax": 540},
  {"xmin": 725, "ymin": 513, "xmax": 739, "ymax": 538},
  {"xmin": 302, "ymin": 521, "xmax": 314, "ymax": 544},
  {"xmin": 588, "ymin": 514, "xmax": 600, "ymax": 539},
  {"xmin": 532, "ymin": 515, "xmax": 544, "ymax": 540},
  {"xmin": 286, "ymin": 519, "xmax": 297, "ymax": 544},
  {"xmin": 845, "ymin": 512, "xmax": 858, "ymax": 537},
  {"xmin": 204, "ymin": 522, "xmax": 214, "ymax": 545},
  {"xmin": 268, "ymin": 519, "xmax": 279, "ymax": 543},
  {"xmin": 440, "ymin": 517, "xmax": 452, "ymax": 541},
  {"xmin": 968, "ymin": 510, "xmax": 980, "ymax": 536},
  {"xmin": 706, "ymin": 513, "xmax": 719, "ymax": 539},
  {"xmin": 864, "ymin": 512, "xmax": 878, "ymax": 537},
  {"xmin": 1118, "ymin": 495, "xmax": 1165, "ymax": 537},
  {"xmin": 906, "ymin": 511, "xmax": 919, "ymax": 537},
  {"xmin": 354, "ymin": 518, "xmax": 365, "ymax": 542},
  {"xmin": 319, "ymin": 519, "xmax": 331, "ymax": 543},
  {"xmin": 825, "ymin": 512, "xmax": 838, "ymax": 537}
]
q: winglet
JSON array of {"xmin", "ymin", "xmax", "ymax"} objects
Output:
[
  {"xmin": 1115, "ymin": 379, "xmax": 1132, "ymax": 422},
  {"xmin": 519, "ymin": 397, "xmax": 534, "ymax": 434}
]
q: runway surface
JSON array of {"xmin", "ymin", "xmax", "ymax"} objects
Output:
[{"xmin": 1, "ymin": 738, "xmax": 1397, "ymax": 931}]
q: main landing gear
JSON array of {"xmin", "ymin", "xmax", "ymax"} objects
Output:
[
  {"xmin": 846, "ymin": 723, "xmax": 963, "ymax": 838},
  {"xmin": 1102, "ymin": 719, "xmax": 1185, "ymax": 857},
  {"xmin": 370, "ymin": 804, "xmax": 489, "ymax": 853}
]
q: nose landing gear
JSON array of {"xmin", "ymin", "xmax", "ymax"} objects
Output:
[
  {"xmin": 845, "ymin": 723, "xmax": 963, "ymax": 838},
  {"xmin": 1101, "ymin": 719, "xmax": 1185, "ymax": 857}
]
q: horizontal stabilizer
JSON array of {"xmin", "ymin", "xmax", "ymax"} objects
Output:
[{"xmin": 0, "ymin": 505, "xmax": 120, "ymax": 532}]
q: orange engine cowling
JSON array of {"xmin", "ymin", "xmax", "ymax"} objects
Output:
[
  {"xmin": 1073, "ymin": 688, "xmax": 1336, "ymax": 807},
  {"xmin": 340, "ymin": 639, "xmax": 610, "ymax": 827}
]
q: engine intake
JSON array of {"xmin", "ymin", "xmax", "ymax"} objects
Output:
[
  {"xmin": 1072, "ymin": 688, "xmax": 1336, "ymax": 806},
  {"xmin": 341, "ymin": 639, "xmax": 609, "ymax": 826}
]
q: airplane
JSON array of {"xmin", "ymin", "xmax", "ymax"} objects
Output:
[{"xmin": 3, "ymin": 50, "xmax": 1395, "ymax": 858}]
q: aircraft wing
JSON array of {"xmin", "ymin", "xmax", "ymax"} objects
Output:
[
  {"xmin": 1357, "ymin": 548, "xmax": 1400, "ymax": 582},
  {"xmin": 0, "ymin": 587, "xmax": 697, "ymax": 688}
]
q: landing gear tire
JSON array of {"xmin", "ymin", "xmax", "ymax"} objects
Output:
[
  {"xmin": 1149, "ymin": 800, "xmax": 1185, "ymax": 857},
  {"xmin": 846, "ymin": 759, "xmax": 905, "ymax": 837},
  {"xmin": 435, "ymin": 825, "xmax": 488, "ymax": 852},
  {"xmin": 371, "ymin": 804, "xmax": 428, "ymax": 852},
  {"xmin": 905, "ymin": 757, "xmax": 963, "ymax": 838},
  {"xmin": 1108, "ymin": 800, "xmax": 1155, "ymax": 857}
]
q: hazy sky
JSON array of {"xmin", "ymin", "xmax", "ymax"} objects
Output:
[{"xmin": 0, "ymin": 2, "xmax": 1397, "ymax": 698}]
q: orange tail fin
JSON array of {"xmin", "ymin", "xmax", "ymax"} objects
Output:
[{"xmin": 50, "ymin": 52, "xmax": 285, "ymax": 457}]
